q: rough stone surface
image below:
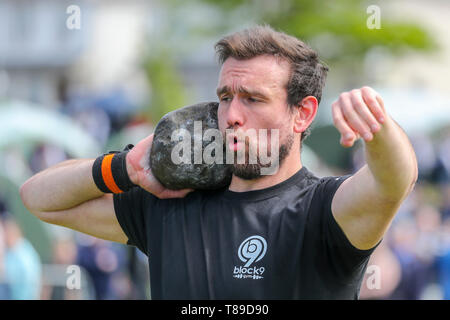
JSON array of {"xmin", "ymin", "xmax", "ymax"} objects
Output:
[{"xmin": 150, "ymin": 102, "xmax": 232, "ymax": 190}]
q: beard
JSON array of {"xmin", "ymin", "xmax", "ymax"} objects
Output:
[{"xmin": 229, "ymin": 132, "xmax": 294, "ymax": 180}]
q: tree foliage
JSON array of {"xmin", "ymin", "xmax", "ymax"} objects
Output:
[{"xmin": 142, "ymin": 0, "xmax": 435, "ymax": 124}]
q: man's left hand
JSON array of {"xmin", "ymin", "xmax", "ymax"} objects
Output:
[{"xmin": 331, "ymin": 86, "xmax": 387, "ymax": 148}]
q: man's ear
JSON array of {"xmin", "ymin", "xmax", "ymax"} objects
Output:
[{"xmin": 293, "ymin": 96, "xmax": 318, "ymax": 134}]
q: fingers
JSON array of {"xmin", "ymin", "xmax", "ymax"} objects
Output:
[
  {"xmin": 136, "ymin": 133, "xmax": 154, "ymax": 171},
  {"xmin": 332, "ymin": 87, "xmax": 386, "ymax": 148},
  {"xmin": 361, "ymin": 86, "xmax": 385, "ymax": 124},
  {"xmin": 342, "ymin": 92, "xmax": 373, "ymax": 140},
  {"xmin": 138, "ymin": 133, "xmax": 154, "ymax": 149},
  {"xmin": 350, "ymin": 91, "xmax": 380, "ymax": 135},
  {"xmin": 332, "ymin": 103, "xmax": 358, "ymax": 147},
  {"xmin": 137, "ymin": 132, "xmax": 196, "ymax": 199},
  {"xmin": 141, "ymin": 169, "xmax": 195, "ymax": 199}
]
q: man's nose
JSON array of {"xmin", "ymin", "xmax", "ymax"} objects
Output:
[{"xmin": 226, "ymin": 97, "xmax": 245, "ymax": 128}]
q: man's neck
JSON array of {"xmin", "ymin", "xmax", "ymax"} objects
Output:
[{"xmin": 228, "ymin": 157, "xmax": 303, "ymax": 192}]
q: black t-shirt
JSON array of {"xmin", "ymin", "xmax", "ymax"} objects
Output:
[{"xmin": 113, "ymin": 166, "xmax": 378, "ymax": 299}]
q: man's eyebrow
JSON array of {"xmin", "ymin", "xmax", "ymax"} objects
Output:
[
  {"xmin": 216, "ymin": 85, "xmax": 230, "ymax": 97},
  {"xmin": 216, "ymin": 85, "xmax": 269, "ymax": 98}
]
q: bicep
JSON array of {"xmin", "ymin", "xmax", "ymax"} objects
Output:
[
  {"xmin": 35, "ymin": 194, "xmax": 129, "ymax": 244},
  {"xmin": 331, "ymin": 164, "xmax": 406, "ymax": 250}
]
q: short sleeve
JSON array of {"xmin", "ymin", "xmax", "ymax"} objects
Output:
[
  {"xmin": 113, "ymin": 186, "xmax": 156, "ymax": 255},
  {"xmin": 312, "ymin": 174, "xmax": 380, "ymax": 286}
]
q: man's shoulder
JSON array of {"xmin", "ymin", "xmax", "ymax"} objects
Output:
[
  {"xmin": 294, "ymin": 168, "xmax": 353, "ymax": 206},
  {"xmin": 315, "ymin": 173, "xmax": 353, "ymax": 194}
]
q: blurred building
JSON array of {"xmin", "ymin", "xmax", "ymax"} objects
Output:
[
  {"xmin": 0, "ymin": 0, "xmax": 88, "ymax": 106},
  {"xmin": 0, "ymin": 0, "xmax": 150, "ymax": 108},
  {"xmin": 380, "ymin": 0, "xmax": 450, "ymax": 96}
]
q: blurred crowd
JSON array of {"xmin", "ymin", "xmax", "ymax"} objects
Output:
[
  {"xmin": 356, "ymin": 130, "xmax": 450, "ymax": 299},
  {"xmin": 1, "ymin": 84, "xmax": 450, "ymax": 299},
  {"xmin": 0, "ymin": 85, "xmax": 150, "ymax": 300},
  {"xmin": 0, "ymin": 205, "xmax": 150, "ymax": 299}
]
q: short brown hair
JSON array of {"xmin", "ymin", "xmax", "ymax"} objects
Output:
[{"xmin": 215, "ymin": 25, "xmax": 328, "ymax": 141}]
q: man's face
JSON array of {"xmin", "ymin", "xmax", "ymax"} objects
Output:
[{"xmin": 216, "ymin": 55, "xmax": 296, "ymax": 179}]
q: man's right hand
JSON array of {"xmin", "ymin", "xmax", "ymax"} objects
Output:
[{"xmin": 125, "ymin": 133, "xmax": 194, "ymax": 199}]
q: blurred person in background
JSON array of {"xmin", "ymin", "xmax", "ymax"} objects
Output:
[
  {"xmin": 68, "ymin": 107, "xmax": 112, "ymax": 147},
  {"xmin": 410, "ymin": 134, "xmax": 437, "ymax": 182},
  {"xmin": 0, "ymin": 217, "xmax": 11, "ymax": 298},
  {"xmin": 440, "ymin": 185, "xmax": 450, "ymax": 220},
  {"xmin": 41, "ymin": 236, "xmax": 79, "ymax": 300},
  {"xmin": 75, "ymin": 234, "xmax": 128, "ymax": 300},
  {"xmin": 388, "ymin": 209, "xmax": 425, "ymax": 299},
  {"xmin": 384, "ymin": 202, "xmax": 442, "ymax": 299},
  {"xmin": 436, "ymin": 216, "xmax": 450, "ymax": 300},
  {"xmin": 0, "ymin": 213, "xmax": 41, "ymax": 300},
  {"xmin": 29, "ymin": 144, "xmax": 68, "ymax": 175},
  {"xmin": 359, "ymin": 240, "xmax": 401, "ymax": 299},
  {"xmin": 431, "ymin": 130, "xmax": 450, "ymax": 185}
]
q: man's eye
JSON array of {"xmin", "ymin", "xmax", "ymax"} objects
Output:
[
  {"xmin": 247, "ymin": 97, "xmax": 259, "ymax": 103},
  {"xmin": 220, "ymin": 96, "xmax": 231, "ymax": 102}
]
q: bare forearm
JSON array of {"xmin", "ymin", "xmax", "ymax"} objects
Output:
[
  {"xmin": 20, "ymin": 159, "xmax": 103, "ymax": 212},
  {"xmin": 365, "ymin": 115, "xmax": 418, "ymax": 198}
]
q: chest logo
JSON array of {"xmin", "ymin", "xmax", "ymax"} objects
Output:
[{"xmin": 233, "ymin": 235, "xmax": 267, "ymax": 280}]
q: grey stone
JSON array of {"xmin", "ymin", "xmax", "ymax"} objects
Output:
[{"xmin": 150, "ymin": 102, "xmax": 232, "ymax": 190}]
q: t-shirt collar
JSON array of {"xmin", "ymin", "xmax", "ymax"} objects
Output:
[{"xmin": 222, "ymin": 166, "xmax": 314, "ymax": 201}]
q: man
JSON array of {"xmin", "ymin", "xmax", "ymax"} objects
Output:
[
  {"xmin": 20, "ymin": 25, "xmax": 418, "ymax": 299},
  {"xmin": 0, "ymin": 214, "xmax": 42, "ymax": 299}
]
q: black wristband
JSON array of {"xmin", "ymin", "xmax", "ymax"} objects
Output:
[
  {"xmin": 111, "ymin": 150, "xmax": 135, "ymax": 191},
  {"xmin": 92, "ymin": 144, "xmax": 136, "ymax": 194},
  {"xmin": 92, "ymin": 155, "xmax": 109, "ymax": 193}
]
